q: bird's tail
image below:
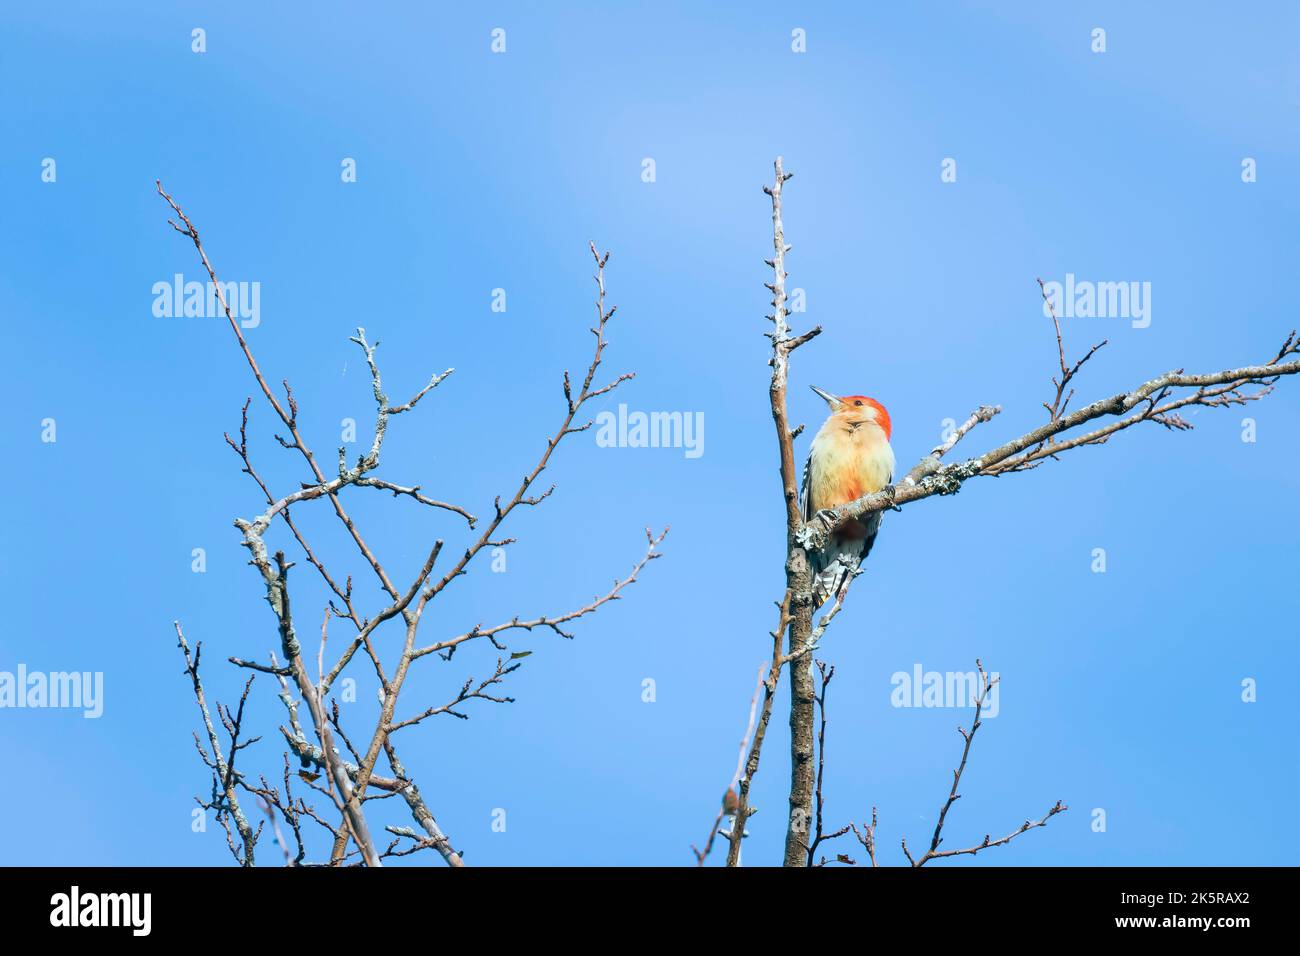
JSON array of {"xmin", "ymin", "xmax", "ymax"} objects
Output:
[
  {"xmin": 809, "ymin": 512, "xmax": 883, "ymax": 609},
  {"xmin": 809, "ymin": 537, "xmax": 865, "ymax": 609}
]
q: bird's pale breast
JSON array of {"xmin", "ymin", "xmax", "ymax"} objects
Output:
[{"xmin": 808, "ymin": 422, "xmax": 895, "ymax": 512}]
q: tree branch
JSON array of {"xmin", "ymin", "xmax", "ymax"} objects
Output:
[
  {"xmin": 175, "ymin": 622, "xmax": 259, "ymax": 866},
  {"xmin": 802, "ymin": 332, "xmax": 1300, "ymax": 548},
  {"xmin": 901, "ymin": 660, "xmax": 1066, "ymax": 867},
  {"xmin": 693, "ymin": 661, "xmax": 764, "ymax": 865}
]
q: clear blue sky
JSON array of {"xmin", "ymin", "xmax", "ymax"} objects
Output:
[{"xmin": 2, "ymin": 1, "xmax": 1297, "ymax": 866}]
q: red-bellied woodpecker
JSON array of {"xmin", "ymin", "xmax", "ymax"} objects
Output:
[{"xmin": 801, "ymin": 385, "xmax": 895, "ymax": 607}]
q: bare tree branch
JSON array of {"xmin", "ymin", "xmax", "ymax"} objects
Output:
[
  {"xmin": 802, "ymin": 331, "xmax": 1300, "ymax": 549},
  {"xmin": 411, "ymin": 527, "xmax": 666, "ymax": 660},
  {"xmin": 161, "ymin": 183, "xmax": 661, "ymax": 868},
  {"xmin": 387, "ymin": 657, "xmax": 520, "ymax": 730},
  {"xmin": 901, "ymin": 660, "xmax": 1066, "ymax": 867},
  {"xmin": 713, "ymin": 158, "xmax": 1286, "ymax": 869},
  {"xmin": 175, "ymin": 622, "xmax": 258, "ymax": 866},
  {"xmin": 849, "ymin": 808, "xmax": 880, "ymax": 868},
  {"xmin": 806, "ymin": 661, "xmax": 851, "ymax": 865},
  {"xmin": 692, "ymin": 661, "xmax": 764, "ymax": 866}
]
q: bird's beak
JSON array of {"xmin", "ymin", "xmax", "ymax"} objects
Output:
[{"xmin": 810, "ymin": 385, "xmax": 843, "ymax": 409}]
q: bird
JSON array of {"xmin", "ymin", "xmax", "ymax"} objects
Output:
[{"xmin": 801, "ymin": 386, "xmax": 895, "ymax": 608}]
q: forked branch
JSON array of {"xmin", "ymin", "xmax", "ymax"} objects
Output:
[{"xmin": 161, "ymin": 185, "xmax": 662, "ymax": 867}]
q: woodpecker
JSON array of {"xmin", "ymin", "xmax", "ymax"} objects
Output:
[{"xmin": 801, "ymin": 386, "xmax": 895, "ymax": 607}]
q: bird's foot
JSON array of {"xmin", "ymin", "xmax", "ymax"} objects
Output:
[{"xmin": 797, "ymin": 510, "xmax": 838, "ymax": 551}]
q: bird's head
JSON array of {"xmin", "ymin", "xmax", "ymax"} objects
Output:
[{"xmin": 810, "ymin": 385, "xmax": 891, "ymax": 439}]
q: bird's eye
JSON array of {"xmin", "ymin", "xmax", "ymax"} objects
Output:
[{"xmin": 854, "ymin": 400, "xmax": 863, "ymax": 406}]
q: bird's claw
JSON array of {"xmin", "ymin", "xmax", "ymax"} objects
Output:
[{"xmin": 797, "ymin": 509, "xmax": 838, "ymax": 552}]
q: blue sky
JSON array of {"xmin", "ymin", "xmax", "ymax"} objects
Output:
[{"xmin": 1, "ymin": 1, "xmax": 1297, "ymax": 866}]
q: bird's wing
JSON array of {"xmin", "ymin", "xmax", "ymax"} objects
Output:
[
  {"xmin": 810, "ymin": 466, "xmax": 893, "ymax": 608},
  {"xmin": 856, "ymin": 465, "xmax": 892, "ymax": 561},
  {"xmin": 800, "ymin": 453, "xmax": 814, "ymax": 523}
]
